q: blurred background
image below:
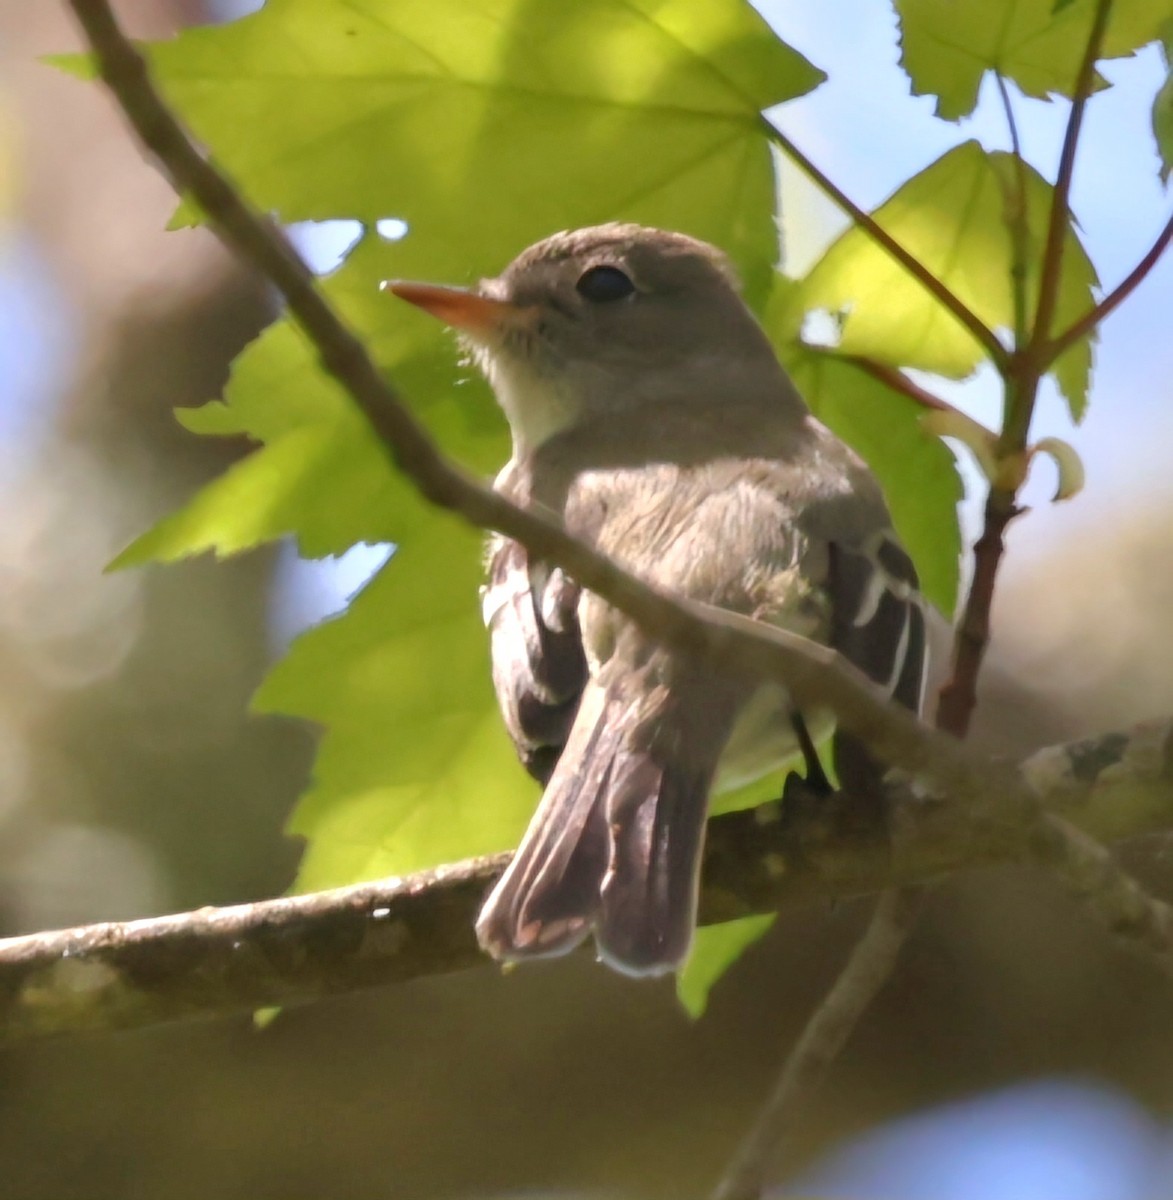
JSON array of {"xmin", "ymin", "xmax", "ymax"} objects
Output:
[{"xmin": 1, "ymin": 1, "xmax": 1172, "ymax": 1198}]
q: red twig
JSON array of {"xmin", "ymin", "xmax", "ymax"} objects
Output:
[
  {"xmin": 824, "ymin": 350, "xmax": 955, "ymax": 412},
  {"xmin": 935, "ymin": 488, "xmax": 1020, "ymax": 737},
  {"xmin": 1046, "ymin": 213, "xmax": 1173, "ymax": 364}
]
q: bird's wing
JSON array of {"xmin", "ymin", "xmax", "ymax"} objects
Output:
[
  {"xmin": 482, "ymin": 535, "xmax": 588, "ymax": 784},
  {"xmin": 826, "ymin": 530, "xmax": 927, "ymax": 713},
  {"xmin": 823, "ymin": 528, "xmax": 927, "ymax": 794}
]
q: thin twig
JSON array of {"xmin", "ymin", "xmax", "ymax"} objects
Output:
[
  {"xmin": 1046, "ymin": 213, "xmax": 1173, "ymax": 364},
  {"xmin": 1023, "ymin": 0, "xmax": 1112, "ymax": 446},
  {"xmin": 712, "ymin": 889, "xmax": 924, "ymax": 1200},
  {"xmin": 941, "ymin": 0, "xmax": 1112, "ymax": 740},
  {"xmin": 805, "ymin": 346, "xmax": 955, "ymax": 412},
  {"xmin": 761, "ymin": 116, "xmax": 1008, "ymax": 371}
]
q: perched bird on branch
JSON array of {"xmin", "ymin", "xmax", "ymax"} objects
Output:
[{"xmin": 386, "ymin": 224, "xmax": 925, "ymax": 976}]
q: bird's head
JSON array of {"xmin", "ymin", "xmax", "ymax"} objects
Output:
[{"xmin": 384, "ymin": 223, "xmax": 792, "ymax": 454}]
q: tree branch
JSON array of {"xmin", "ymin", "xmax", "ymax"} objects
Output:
[{"xmin": 4, "ymin": 718, "xmax": 1173, "ymax": 1046}]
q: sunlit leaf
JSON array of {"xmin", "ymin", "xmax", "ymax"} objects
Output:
[
  {"xmin": 147, "ymin": 0, "xmax": 824, "ymax": 303},
  {"xmin": 259, "ymin": 509, "xmax": 535, "ymax": 889},
  {"xmin": 896, "ymin": 0, "xmax": 1168, "ymax": 121},
  {"xmin": 114, "ymin": 237, "xmax": 508, "ymax": 570},
  {"xmin": 790, "ymin": 142, "xmax": 1098, "ymax": 421}
]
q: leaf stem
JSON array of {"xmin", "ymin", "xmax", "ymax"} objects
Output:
[
  {"xmin": 760, "ymin": 116, "xmax": 1008, "ymax": 370},
  {"xmin": 804, "ymin": 347, "xmax": 955, "ymax": 412},
  {"xmin": 1022, "ymin": 0, "xmax": 1113, "ymax": 451},
  {"xmin": 1046, "ymin": 212, "xmax": 1173, "ymax": 363}
]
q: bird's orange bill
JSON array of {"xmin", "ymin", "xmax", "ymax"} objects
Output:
[{"xmin": 381, "ymin": 280, "xmax": 521, "ymax": 336}]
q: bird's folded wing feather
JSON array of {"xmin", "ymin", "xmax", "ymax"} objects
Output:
[
  {"xmin": 824, "ymin": 529, "xmax": 927, "ymax": 795},
  {"xmin": 826, "ymin": 531, "xmax": 926, "ymax": 712},
  {"xmin": 482, "ymin": 536, "xmax": 588, "ymax": 783}
]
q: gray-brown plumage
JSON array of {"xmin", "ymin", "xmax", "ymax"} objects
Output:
[{"xmin": 386, "ymin": 224, "xmax": 926, "ymax": 976}]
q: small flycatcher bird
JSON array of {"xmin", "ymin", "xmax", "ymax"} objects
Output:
[{"xmin": 386, "ymin": 224, "xmax": 926, "ymax": 976}]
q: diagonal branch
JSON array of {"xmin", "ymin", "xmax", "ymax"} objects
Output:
[{"xmin": 4, "ymin": 718, "xmax": 1173, "ymax": 1047}]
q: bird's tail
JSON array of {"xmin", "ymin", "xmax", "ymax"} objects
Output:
[{"xmin": 476, "ymin": 674, "xmax": 738, "ymax": 976}]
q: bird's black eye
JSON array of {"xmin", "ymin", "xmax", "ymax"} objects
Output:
[{"xmin": 575, "ymin": 265, "xmax": 636, "ymax": 303}]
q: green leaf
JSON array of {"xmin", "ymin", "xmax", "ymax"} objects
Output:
[
  {"xmin": 1155, "ymin": 22, "xmax": 1173, "ymax": 184},
  {"xmin": 118, "ymin": 232, "xmax": 510, "ymax": 570},
  {"xmin": 110, "ymin": 423, "xmax": 379, "ymax": 568},
  {"xmin": 40, "ymin": 52, "xmax": 95, "ymax": 80},
  {"xmin": 790, "ymin": 141, "xmax": 1098, "ymax": 421},
  {"xmin": 678, "ymin": 915, "xmax": 775, "ymax": 1016},
  {"xmin": 146, "ymin": 0, "xmax": 824, "ymax": 304},
  {"xmin": 261, "ymin": 504, "xmax": 536, "ymax": 890},
  {"xmin": 896, "ymin": 0, "xmax": 1169, "ymax": 121},
  {"xmin": 710, "ymin": 769, "xmax": 789, "ymax": 818}
]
